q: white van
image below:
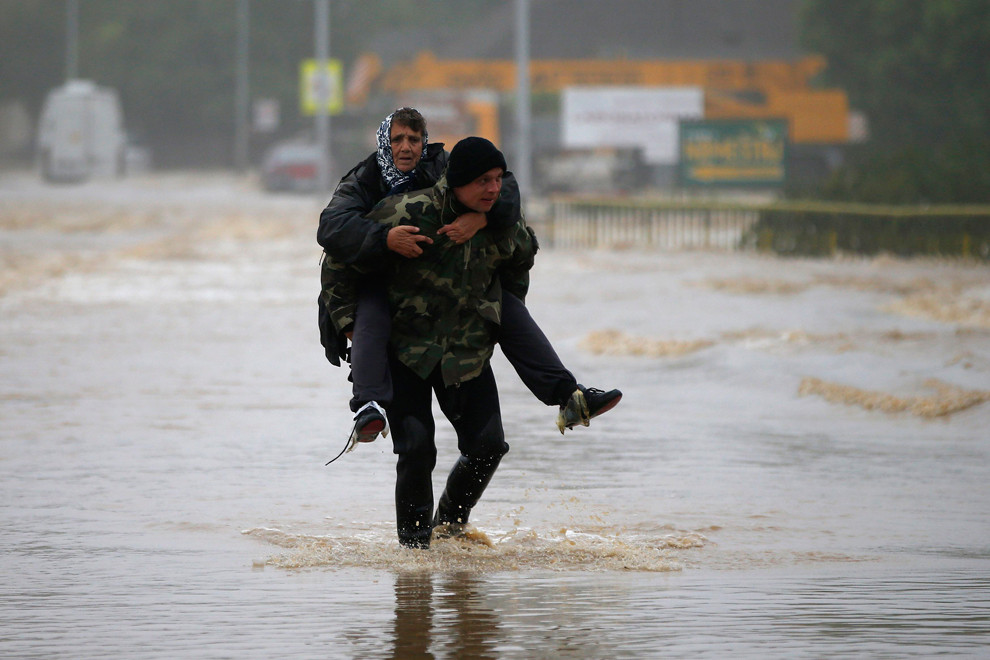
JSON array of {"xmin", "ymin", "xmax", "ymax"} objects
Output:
[{"xmin": 37, "ymin": 80, "xmax": 126, "ymax": 182}]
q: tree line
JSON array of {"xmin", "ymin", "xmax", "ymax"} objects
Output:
[{"xmin": 800, "ymin": 0, "xmax": 990, "ymax": 203}]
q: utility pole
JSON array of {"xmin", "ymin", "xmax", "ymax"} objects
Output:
[
  {"xmin": 234, "ymin": 0, "xmax": 250, "ymax": 172},
  {"xmin": 66, "ymin": 0, "xmax": 79, "ymax": 80},
  {"xmin": 514, "ymin": 0, "xmax": 531, "ymax": 202},
  {"xmin": 314, "ymin": 0, "xmax": 331, "ymax": 194}
]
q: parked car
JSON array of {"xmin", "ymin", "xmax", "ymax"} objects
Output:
[{"xmin": 261, "ymin": 140, "xmax": 323, "ymax": 192}]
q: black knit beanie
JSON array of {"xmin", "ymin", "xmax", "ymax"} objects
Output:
[{"xmin": 445, "ymin": 137, "xmax": 507, "ymax": 188}]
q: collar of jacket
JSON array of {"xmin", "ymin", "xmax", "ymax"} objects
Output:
[
  {"xmin": 360, "ymin": 142, "xmax": 447, "ymax": 195},
  {"xmin": 433, "ymin": 174, "xmax": 477, "ymax": 226}
]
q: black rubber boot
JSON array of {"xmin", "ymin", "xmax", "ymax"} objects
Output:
[
  {"xmin": 433, "ymin": 454, "xmax": 503, "ymax": 530},
  {"xmin": 395, "ymin": 454, "xmax": 435, "ymax": 549},
  {"xmin": 396, "ymin": 501, "xmax": 433, "ymax": 549}
]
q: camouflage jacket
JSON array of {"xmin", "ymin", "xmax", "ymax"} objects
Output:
[{"xmin": 321, "ymin": 176, "xmax": 537, "ymax": 386}]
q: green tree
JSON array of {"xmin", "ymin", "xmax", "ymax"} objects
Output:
[{"xmin": 800, "ymin": 0, "xmax": 990, "ymax": 202}]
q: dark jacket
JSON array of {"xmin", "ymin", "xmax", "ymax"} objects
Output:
[
  {"xmin": 316, "ymin": 143, "xmax": 522, "ymax": 268},
  {"xmin": 317, "ymin": 142, "xmax": 524, "ymax": 365},
  {"xmin": 322, "ymin": 175, "xmax": 536, "ymax": 385}
]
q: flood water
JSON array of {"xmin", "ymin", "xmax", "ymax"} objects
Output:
[{"xmin": 2, "ymin": 172, "xmax": 989, "ymax": 658}]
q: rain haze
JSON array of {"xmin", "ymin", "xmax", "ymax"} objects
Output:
[{"xmin": 2, "ymin": 1, "xmax": 990, "ymax": 657}]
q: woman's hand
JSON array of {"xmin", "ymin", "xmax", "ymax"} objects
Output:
[
  {"xmin": 387, "ymin": 225, "xmax": 433, "ymax": 258},
  {"xmin": 438, "ymin": 212, "xmax": 487, "ymax": 244}
]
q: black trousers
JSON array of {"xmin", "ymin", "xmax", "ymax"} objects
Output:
[
  {"xmin": 496, "ymin": 291, "xmax": 577, "ymax": 406},
  {"xmin": 387, "ymin": 356, "xmax": 509, "ymax": 548},
  {"xmin": 349, "ymin": 285, "xmax": 577, "ymax": 411},
  {"xmin": 349, "ymin": 280, "xmax": 393, "ymax": 412}
]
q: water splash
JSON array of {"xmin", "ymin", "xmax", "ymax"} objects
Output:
[{"xmin": 242, "ymin": 524, "xmax": 695, "ymax": 573}]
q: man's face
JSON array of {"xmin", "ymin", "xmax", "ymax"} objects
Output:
[
  {"xmin": 389, "ymin": 122, "xmax": 423, "ymax": 173},
  {"xmin": 452, "ymin": 167, "xmax": 503, "ymax": 213}
]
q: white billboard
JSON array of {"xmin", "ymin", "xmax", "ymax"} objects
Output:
[{"xmin": 562, "ymin": 87, "xmax": 704, "ymax": 165}]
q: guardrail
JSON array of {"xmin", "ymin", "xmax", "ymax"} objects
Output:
[
  {"xmin": 542, "ymin": 198, "xmax": 990, "ymax": 260},
  {"xmin": 545, "ymin": 199, "xmax": 759, "ymax": 250}
]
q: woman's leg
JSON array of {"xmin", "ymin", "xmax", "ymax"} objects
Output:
[
  {"xmin": 497, "ymin": 291, "xmax": 576, "ymax": 406},
  {"xmin": 349, "ymin": 279, "xmax": 393, "ymax": 412},
  {"xmin": 499, "ymin": 292, "xmax": 623, "ymax": 432}
]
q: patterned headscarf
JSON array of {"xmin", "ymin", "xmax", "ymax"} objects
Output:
[{"xmin": 376, "ymin": 109, "xmax": 429, "ymax": 194}]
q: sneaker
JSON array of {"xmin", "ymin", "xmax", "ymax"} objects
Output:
[
  {"xmin": 556, "ymin": 385, "xmax": 622, "ymax": 434},
  {"xmin": 348, "ymin": 401, "xmax": 389, "ymax": 446}
]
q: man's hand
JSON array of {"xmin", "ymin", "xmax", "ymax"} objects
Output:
[
  {"xmin": 387, "ymin": 225, "xmax": 433, "ymax": 258},
  {"xmin": 438, "ymin": 212, "xmax": 487, "ymax": 245}
]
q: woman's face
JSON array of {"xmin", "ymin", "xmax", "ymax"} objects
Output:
[{"xmin": 390, "ymin": 122, "xmax": 424, "ymax": 173}]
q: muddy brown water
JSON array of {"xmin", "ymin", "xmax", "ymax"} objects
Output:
[{"xmin": 2, "ymin": 173, "xmax": 989, "ymax": 657}]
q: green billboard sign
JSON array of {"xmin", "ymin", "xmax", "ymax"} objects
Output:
[{"xmin": 679, "ymin": 119, "xmax": 788, "ymax": 187}]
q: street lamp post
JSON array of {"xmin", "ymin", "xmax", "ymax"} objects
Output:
[
  {"xmin": 235, "ymin": 0, "xmax": 250, "ymax": 172},
  {"xmin": 515, "ymin": 0, "xmax": 531, "ymax": 202},
  {"xmin": 66, "ymin": 0, "xmax": 79, "ymax": 81},
  {"xmin": 314, "ymin": 0, "xmax": 331, "ymax": 194}
]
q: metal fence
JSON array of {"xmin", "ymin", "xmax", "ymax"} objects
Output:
[
  {"xmin": 544, "ymin": 199, "xmax": 760, "ymax": 250},
  {"xmin": 540, "ymin": 199, "xmax": 990, "ymax": 260}
]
